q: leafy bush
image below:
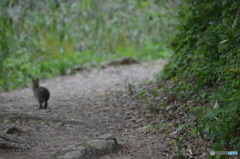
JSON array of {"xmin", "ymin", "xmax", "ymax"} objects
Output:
[{"xmin": 161, "ymin": 0, "xmax": 240, "ymax": 152}]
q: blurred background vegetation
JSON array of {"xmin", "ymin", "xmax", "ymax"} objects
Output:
[{"xmin": 0, "ymin": 0, "xmax": 177, "ymax": 91}]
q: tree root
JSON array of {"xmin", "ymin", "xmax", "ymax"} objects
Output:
[
  {"xmin": 4, "ymin": 126, "xmax": 23, "ymax": 134},
  {"xmin": 0, "ymin": 132, "xmax": 23, "ymax": 142},
  {"xmin": 0, "ymin": 112, "xmax": 92, "ymax": 125},
  {"xmin": 0, "ymin": 142, "xmax": 25, "ymax": 149}
]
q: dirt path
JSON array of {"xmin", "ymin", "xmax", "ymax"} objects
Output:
[{"xmin": 0, "ymin": 59, "xmax": 173, "ymax": 159}]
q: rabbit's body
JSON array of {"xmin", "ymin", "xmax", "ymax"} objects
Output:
[{"xmin": 32, "ymin": 79, "xmax": 50, "ymax": 109}]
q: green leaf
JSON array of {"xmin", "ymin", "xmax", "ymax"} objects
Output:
[{"xmin": 224, "ymin": 69, "xmax": 240, "ymax": 74}]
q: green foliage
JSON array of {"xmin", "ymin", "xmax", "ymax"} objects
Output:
[
  {"xmin": 0, "ymin": 0, "xmax": 175, "ymax": 91},
  {"xmin": 161, "ymin": 0, "xmax": 240, "ymax": 152}
]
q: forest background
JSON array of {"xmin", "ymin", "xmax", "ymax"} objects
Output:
[{"xmin": 0, "ymin": 0, "xmax": 239, "ymax": 157}]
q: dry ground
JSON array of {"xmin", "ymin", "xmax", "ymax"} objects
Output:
[{"xmin": 0, "ymin": 59, "xmax": 209, "ymax": 159}]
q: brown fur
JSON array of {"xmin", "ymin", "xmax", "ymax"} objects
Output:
[{"xmin": 32, "ymin": 79, "xmax": 50, "ymax": 109}]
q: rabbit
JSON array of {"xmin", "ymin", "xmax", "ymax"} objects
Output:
[{"xmin": 32, "ymin": 79, "xmax": 50, "ymax": 109}]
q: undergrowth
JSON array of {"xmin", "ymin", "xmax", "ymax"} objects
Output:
[{"xmin": 159, "ymin": 0, "xmax": 240, "ymax": 157}]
